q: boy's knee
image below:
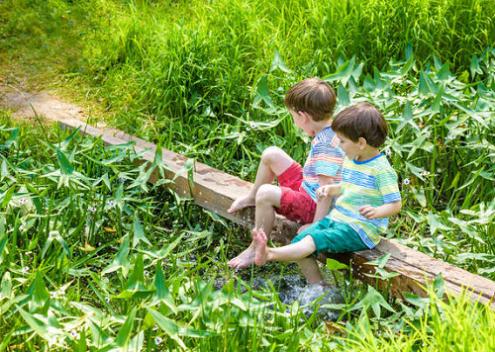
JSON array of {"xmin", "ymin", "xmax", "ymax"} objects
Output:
[
  {"xmin": 256, "ymin": 184, "xmax": 278, "ymax": 205},
  {"xmin": 261, "ymin": 146, "xmax": 283, "ymax": 165}
]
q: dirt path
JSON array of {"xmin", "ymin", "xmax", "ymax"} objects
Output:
[
  {"xmin": 0, "ymin": 83, "xmax": 96, "ymax": 124},
  {"xmin": 0, "ymin": 83, "xmax": 124, "ymax": 139}
]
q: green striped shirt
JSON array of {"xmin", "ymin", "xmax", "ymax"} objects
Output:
[{"xmin": 329, "ymin": 154, "xmax": 401, "ymax": 248}]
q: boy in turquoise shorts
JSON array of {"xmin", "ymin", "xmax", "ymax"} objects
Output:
[{"xmin": 252, "ymin": 102, "xmax": 402, "ymax": 284}]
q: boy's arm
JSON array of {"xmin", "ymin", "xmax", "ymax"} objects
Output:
[
  {"xmin": 313, "ymin": 175, "xmax": 339, "ymax": 222},
  {"xmin": 297, "ymin": 176, "xmax": 340, "ymax": 234},
  {"xmin": 359, "ymin": 201, "xmax": 402, "ymax": 219}
]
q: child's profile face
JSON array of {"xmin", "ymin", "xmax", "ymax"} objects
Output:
[
  {"xmin": 336, "ymin": 133, "xmax": 362, "ymax": 159},
  {"xmin": 289, "ymin": 110, "xmax": 314, "ymax": 136}
]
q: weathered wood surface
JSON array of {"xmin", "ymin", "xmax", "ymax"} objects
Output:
[{"xmin": 3, "ymin": 90, "xmax": 495, "ymax": 308}]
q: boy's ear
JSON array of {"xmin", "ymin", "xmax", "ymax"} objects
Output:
[
  {"xmin": 298, "ymin": 111, "xmax": 310, "ymax": 122},
  {"xmin": 358, "ymin": 137, "xmax": 367, "ymax": 149}
]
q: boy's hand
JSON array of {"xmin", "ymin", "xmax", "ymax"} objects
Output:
[
  {"xmin": 316, "ymin": 184, "xmax": 340, "ymax": 200},
  {"xmin": 359, "ymin": 205, "xmax": 378, "ymax": 219}
]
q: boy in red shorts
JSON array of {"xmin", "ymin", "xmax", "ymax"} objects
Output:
[{"xmin": 228, "ymin": 77, "xmax": 345, "ymax": 269}]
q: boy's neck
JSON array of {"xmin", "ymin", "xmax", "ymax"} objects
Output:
[
  {"xmin": 355, "ymin": 146, "xmax": 381, "ymax": 162},
  {"xmin": 309, "ymin": 118, "xmax": 332, "ymax": 136}
]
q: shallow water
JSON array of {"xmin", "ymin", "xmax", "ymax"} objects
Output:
[
  {"xmin": 215, "ymin": 273, "xmax": 343, "ymax": 321},
  {"xmin": 272, "ymin": 274, "xmax": 343, "ymax": 321}
]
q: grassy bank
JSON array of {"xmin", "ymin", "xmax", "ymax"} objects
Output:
[
  {"xmin": 1, "ymin": 0, "xmax": 494, "ymax": 276},
  {"xmin": 0, "ymin": 113, "xmax": 494, "ymax": 350},
  {"xmin": 1, "ymin": 1, "xmax": 495, "ymax": 349}
]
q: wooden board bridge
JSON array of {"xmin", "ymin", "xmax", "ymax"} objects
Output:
[{"xmin": 2, "ymin": 90, "xmax": 495, "ymax": 309}]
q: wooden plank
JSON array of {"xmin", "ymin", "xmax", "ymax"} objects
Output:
[{"xmin": 3, "ymin": 90, "xmax": 495, "ymax": 308}]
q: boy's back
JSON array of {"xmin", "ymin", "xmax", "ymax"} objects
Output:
[{"xmin": 301, "ymin": 125, "xmax": 344, "ymax": 201}]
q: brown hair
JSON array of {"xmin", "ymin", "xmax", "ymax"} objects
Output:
[
  {"xmin": 284, "ymin": 77, "xmax": 336, "ymax": 121},
  {"xmin": 332, "ymin": 102, "xmax": 388, "ymax": 148}
]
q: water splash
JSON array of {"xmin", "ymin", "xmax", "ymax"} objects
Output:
[
  {"xmin": 274, "ymin": 274, "xmax": 343, "ymax": 321},
  {"xmin": 214, "ymin": 274, "xmax": 342, "ymax": 321}
]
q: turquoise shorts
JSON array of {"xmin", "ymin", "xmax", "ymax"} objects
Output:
[{"xmin": 291, "ymin": 217, "xmax": 369, "ymax": 254}]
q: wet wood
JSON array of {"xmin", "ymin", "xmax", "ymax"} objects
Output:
[{"xmin": 3, "ymin": 90, "xmax": 495, "ymax": 309}]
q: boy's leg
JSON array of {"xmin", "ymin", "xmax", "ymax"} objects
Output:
[
  {"xmin": 227, "ymin": 147, "xmax": 293, "ymax": 213},
  {"xmin": 253, "ymin": 229, "xmax": 324, "ymax": 284},
  {"xmin": 228, "ymin": 184, "xmax": 281, "ymax": 268},
  {"xmin": 296, "ymin": 257, "xmax": 324, "ymax": 284},
  {"xmin": 253, "ymin": 229, "xmax": 317, "ymax": 264}
]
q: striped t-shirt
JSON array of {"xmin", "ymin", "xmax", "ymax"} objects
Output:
[
  {"xmin": 301, "ymin": 126, "xmax": 345, "ymax": 201},
  {"xmin": 329, "ymin": 154, "xmax": 401, "ymax": 248}
]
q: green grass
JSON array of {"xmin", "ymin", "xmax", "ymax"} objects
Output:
[
  {"xmin": 0, "ymin": 116, "xmax": 494, "ymax": 350},
  {"xmin": 1, "ymin": 0, "xmax": 495, "ymax": 349}
]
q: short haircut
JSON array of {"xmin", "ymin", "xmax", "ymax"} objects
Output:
[
  {"xmin": 332, "ymin": 102, "xmax": 388, "ymax": 148},
  {"xmin": 284, "ymin": 78, "xmax": 336, "ymax": 121}
]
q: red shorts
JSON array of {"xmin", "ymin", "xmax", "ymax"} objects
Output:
[{"xmin": 275, "ymin": 162, "xmax": 316, "ymax": 224}]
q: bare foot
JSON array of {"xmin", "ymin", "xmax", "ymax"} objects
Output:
[
  {"xmin": 228, "ymin": 242, "xmax": 256, "ymax": 269},
  {"xmin": 227, "ymin": 195, "xmax": 255, "ymax": 213},
  {"xmin": 228, "ymin": 247, "xmax": 255, "ymax": 269},
  {"xmin": 254, "ymin": 229, "xmax": 269, "ymax": 266}
]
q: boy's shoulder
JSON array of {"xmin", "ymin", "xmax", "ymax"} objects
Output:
[
  {"xmin": 345, "ymin": 154, "xmax": 396, "ymax": 175},
  {"xmin": 311, "ymin": 126, "xmax": 340, "ymax": 147}
]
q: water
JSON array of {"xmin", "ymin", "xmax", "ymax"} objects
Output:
[
  {"xmin": 214, "ymin": 274, "xmax": 343, "ymax": 321},
  {"xmin": 273, "ymin": 274, "xmax": 343, "ymax": 321}
]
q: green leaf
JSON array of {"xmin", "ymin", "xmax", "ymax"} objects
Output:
[
  {"xmin": 433, "ymin": 274, "xmax": 445, "ymax": 298},
  {"xmin": 365, "ymin": 253, "xmax": 391, "ymax": 269},
  {"xmin": 470, "ymin": 55, "xmax": 482, "ymax": 78},
  {"xmin": 0, "ymin": 158, "xmax": 9, "ymax": 180},
  {"xmin": 404, "ymin": 292, "xmax": 430, "ymax": 309},
  {"xmin": 431, "ymin": 86, "xmax": 444, "ymax": 113},
  {"xmin": 18, "ymin": 306, "xmax": 48, "ymax": 337},
  {"xmin": 0, "ymin": 272, "xmax": 12, "ymax": 299},
  {"xmin": 56, "ymin": 148, "xmax": 74, "ymax": 175},
  {"xmin": 25, "ymin": 184, "xmax": 43, "ymax": 213},
  {"xmin": 28, "ymin": 272, "xmax": 50, "ymax": 307},
  {"xmin": 74, "ymin": 329, "xmax": 88, "ymax": 352},
  {"xmin": 426, "ymin": 212, "xmax": 451, "ymax": 235},
  {"xmin": 350, "ymin": 286, "xmax": 395, "ymax": 319},
  {"xmin": 2, "ymin": 128, "xmax": 19, "ymax": 149},
  {"xmin": 337, "ymin": 84, "xmax": 350, "ymax": 106},
  {"xmin": 0, "ymin": 186, "xmax": 15, "ymax": 210},
  {"xmin": 326, "ymin": 258, "xmax": 349, "ymax": 271},
  {"xmin": 436, "ymin": 63, "xmax": 452, "ymax": 80},
  {"xmin": 128, "ymin": 331, "xmax": 145, "ymax": 351},
  {"xmin": 116, "ymin": 307, "xmax": 136, "ymax": 347},
  {"xmin": 253, "ymin": 75, "xmax": 273, "ymax": 109},
  {"xmin": 102, "ymin": 173, "xmax": 111, "ymax": 191},
  {"xmin": 418, "ymin": 72, "xmax": 430, "ymax": 95},
  {"xmin": 154, "ymin": 264, "xmax": 177, "ymax": 313},
  {"xmin": 364, "ymin": 267, "xmax": 399, "ymax": 280},
  {"xmin": 269, "ymin": 50, "xmax": 291, "ymax": 73},
  {"xmin": 0, "ymin": 232, "xmax": 8, "ymax": 265},
  {"xmin": 231, "ymin": 298, "xmax": 247, "ymax": 311},
  {"xmin": 88, "ymin": 321, "xmax": 108, "ymax": 346},
  {"xmin": 127, "ymin": 254, "xmax": 146, "ymax": 291},
  {"xmin": 102, "ymin": 235, "xmax": 130, "ymax": 276},
  {"xmin": 411, "ymin": 187, "xmax": 427, "ymax": 208},
  {"xmin": 400, "ymin": 54, "xmax": 415, "ymax": 75},
  {"xmin": 405, "ymin": 162, "xmax": 426, "ymax": 181},
  {"xmin": 132, "ymin": 214, "xmax": 151, "ymax": 248},
  {"xmin": 396, "ymin": 102, "xmax": 414, "ymax": 133},
  {"xmin": 324, "ymin": 57, "xmax": 356, "ymax": 85},
  {"xmin": 147, "ymin": 308, "xmax": 186, "ymax": 349},
  {"xmin": 179, "ymin": 327, "xmax": 213, "ymax": 338}
]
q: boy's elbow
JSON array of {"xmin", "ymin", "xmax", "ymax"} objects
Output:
[{"xmin": 393, "ymin": 200, "xmax": 402, "ymax": 215}]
